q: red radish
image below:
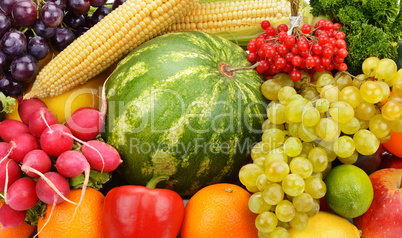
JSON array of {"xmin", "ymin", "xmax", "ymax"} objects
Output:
[
  {"xmin": 22, "ymin": 150, "xmax": 52, "ymax": 177},
  {"xmin": 18, "ymin": 98, "xmax": 47, "ymax": 125},
  {"xmin": 0, "ymin": 142, "xmax": 8, "ymax": 157},
  {"xmin": 0, "ymin": 204, "xmax": 26, "ymax": 230},
  {"xmin": 0, "ymin": 119, "xmax": 29, "ymax": 142},
  {"xmin": 6, "ymin": 177, "xmax": 38, "ymax": 211},
  {"xmin": 81, "ymin": 140, "xmax": 122, "ymax": 172},
  {"xmin": 40, "ymin": 124, "xmax": 74, "ymax": 157},
  {"xmin": 29, "ymin": 107, "xmax": 58, "ymax": 138},
  {"xmin": 56, "ymin": 150, "xmax": 90, "ymax": 217},
  {"xmin": 66, "ymin": 108, "xmax": 105, "ymax": 141},
  {"xmin": 8, "ymin": 133, "xmax": 40, "ymax": 163},
  {"xmin": 35, "ymin": 172, "xmax": 76, "ymax": 205},
  {"xmin": 0, "ymin": 159, "xmax": 21, "ymax": 192}
]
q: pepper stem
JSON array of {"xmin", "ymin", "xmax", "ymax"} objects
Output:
[{"xmin": 146, "ymin": 174, "xmax": 170, "ymax": 189}]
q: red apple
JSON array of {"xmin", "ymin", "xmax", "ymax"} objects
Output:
[
  {"xmin": 379, "ymin": 153, "xmax": 402, "ymax": 170},
  {"xmin": 354, "ymin": 168, "xmax": 402, "ymax": 237}
]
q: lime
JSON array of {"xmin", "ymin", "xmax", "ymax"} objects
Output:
[{"xmin": 324, "ymin": 164, "xmax": 373, "ymax": 218}]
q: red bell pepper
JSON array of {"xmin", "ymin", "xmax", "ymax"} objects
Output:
[{"xmin": 103, "ymin": 175, "xmax": 185, "ymax": 238}]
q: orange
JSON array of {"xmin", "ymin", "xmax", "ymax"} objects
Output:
[
  {"xmin": 0, "ymin": 202, "xmax": 36, "ymax": 238},
  {"xmin": 37, "ymin": 188, "xmax": 105, "ymax": 238},
  {"xmin": 181, "ymin": 183, "xmax": 258, "ymax": 238}
]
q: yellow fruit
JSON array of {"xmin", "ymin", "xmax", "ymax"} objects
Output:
[
  {"xmin": 4, "ymin": 98, "xmax": 21, "ymax": 121},
  {"xmin": 288, "ymin": 211, "xmax": 360, "ymax": 238}
]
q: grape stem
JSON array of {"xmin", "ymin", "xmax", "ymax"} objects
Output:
[{"xmin": 224, "ymin": 62, "xmax": 261, "ymax": 72}]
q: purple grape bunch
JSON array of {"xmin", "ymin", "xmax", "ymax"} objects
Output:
[{"xmin": 0, "ymin": 0, "xmax": 121, "ymax": 96}]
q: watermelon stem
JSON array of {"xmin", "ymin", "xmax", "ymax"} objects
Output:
[
  {"xmin": 146, "ymin": 174, "xmax": 170, "ymax": 189},
  {"xmin": 224, "ymin": 62, "xmax": 261, "ymax": 73}
]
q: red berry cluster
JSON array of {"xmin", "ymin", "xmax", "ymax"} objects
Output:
[{"xmin": 247, "ymin": 20, "xmax": 348, "ymax": 81}]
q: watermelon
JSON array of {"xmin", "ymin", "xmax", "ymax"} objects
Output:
[{"xmin": 103, "ymin": 31, "xmax": 267, "ymax": 196}]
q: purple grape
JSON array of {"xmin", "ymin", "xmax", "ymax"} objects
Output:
[
  {"xmin": 0, "ymin": 50, "xmax": 6, "ymax": 73},
  {"xmin": 67, "ymin": 0, "xmax": 90, "ymax": 15},
  {"xmin": 10, "ymin": 54, "xmax": 39, "ymax": 82},
  {"xmin": 0, "ymin": 73, "xmax": 23, "ymax": 96},
  {"xmin": 11, "ymin": 0, "xmax": 37, "ymax": 26},
  {"xmin": 0, "ymin": 0, "xmax": 23, "ymax": 16},
  {"xmin": 47, "ymin": 0, "xmax": 66, "ymax": 9},
  {"xmin": 91, "ymin": 6, "xmax": 111, "ymax": 25},
  {"xmin": 33, "ymin": 19, "xmax": 56, "ymax": 39},
  {"xmin": 40, "ymin": 2, "xmax": 63, "ymax": 28},
  {"xmin": 90, "ymin": 0, "xmax": 107, "ymax": 7},
  {"xmin": 63, "ymin": 11, "xmax": 86, "ymax": 29},
  {"xmin": 50, "ymin": 28, "xmax": 75, "ymax": 51},
  {"xmin": 84, "ymin": 14, "xmax": 94, "ymax": 28},
  {"xmin": 75, "ymin": 26, "xmax": 89, "ymax": 37},
  {"xmin": 28, "ymin": 36, "xmax": 49, "ymax": 60},
  {"xmin": 112, "ymin": 0, "xmax": 126, "ymax": 10},
  {"xmin": 0, "ymin": 13, "xmax": 11, "ymax": 38},
  {"xmin": 0, "ymin": 30, "xmax": 27, "ymax": 56}
]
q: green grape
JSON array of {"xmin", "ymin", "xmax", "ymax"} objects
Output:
[
  {"xmin": 355, "ymin": 101, "xmax": 377, "ymax": 121},
  {"xmin": 314, "ymin": 70, "xmax": 332, "ymax": 82},
  {"xmin": 316, "ymin": 141, "xmax": 337, "ymax": 162},
  {"xmin": 299, "ymin": 142, "xmax": 314, "ymax": 158},
  {"xmin": 289, "ymin": 94, "xmax": 304, "ymax": 101},
  {"xmin": 333, "ymin": 72, "xmax": 353, "ymax": 90},
  {"xmin": 257, "ymin": 231, "xmax": 270, "ymax": 238},
  {"xmin": 274, "ymin": 73, "xmax": 294, "ymax": 88},
  {"xmin": 253, "ymin": 156, "xmax": 266, "ymax": 168},
  {"xmin": 261, "ymin": 79, "xmax": 283, "ymax": 101},
  {"xmin": 339, "ymin": 117, "xmax": 361, "ymax": 135},
  {"xmin": 278, "ymin": 86, "xmax": 297, "ymax": 105},
  {"xmin": 269, "ymin": 227, "xmax": 290, "ymax": 238},
  {"xmin": 265, "ymin": 148, "xmax": 288, "ymax": 166},
  {"xmin": 249, "ymin": 192, "xmax": 271, "ymax": 213},
  {"xmin": 359, "ymin": 119, "xmax": 370, "ymax": 129},
  {"xmin": 389, "ymin": 95, "xmax": 402, "ymax": 104},
  {"xmin": 339, "ymin": 86, "xmax": 362, "ymax": 108},
  {"xmin": 302, "ymin": 106, "xmax": 320, "ymax": 127},
  {"xmin": 353, "ymin": 74, "xmax": 366, "ymax": 88},
  {"xmin": 285, "ymin": 98, "xmax": 309, "ymax": 123},
  {"xmin": 320, "ymin": 85, "xmax": 339, "ymax": 103},
  {"xmin": 255, "ymin": 211, "xmax": 278, "ymax": 233},
  {"xmin": 262, "ymin": 128, "xmax": 286, "ymax": 150},
  {"xmin": 316, "ymin": 118, "xmax": 339, "ymax": 142},
  {"xmin": 315, "ymin": 98, "xmax": 330, "ymax": 113},
  {"xmin": 316, "ymin": 73, "xmax": 334, "ymax": 93},
  {"xmin": 265, "ymin": 160, "xmax": 290, "ymax": 182},
  {"xmin": 376, "ymin": 58, "xmax": 397, "ymax": 81},
  {"xmin": 369, "ymin": 114, "xmax": 391, "ymax": 138},
  {"xmin": 362, "ymin": 56, "xmax": 380, "ymax": 77},
  {"xmin": 311, "ymin": 172, "xmax": 323, "ymax": 180},
  {"xmin": 382, "ymin": 100, "xmax": 402, "ymax": 121},
  {"xmin": 282, "ymin": 174, "xmax": 305, "ymax": 197},
  {"xmin": 379, "ymin": 133, "xmax": 392, "ymax": 143},
  {"xmin": 293, "ymin": 193, "xmax": 314, "ymax": 213},
  {"xmin": 267, "ymin": 102, "xmax": 287, "ymax": 125},
  {"xmin": 289, "ymin": 211, "xmax": 309, "ymax": 231},
  {"xmin": 256, "ymin": 174, "xmax": 272, "ymax": 191},
  {"xmin": 360, "ymin": 81, "xmax": 384, "ymax": 104},
  {"xmin": 246, "ymin": 186, "xmax": 260, "ymax": 193},
  {"xmin": 287, "ymin": 122, "xmax": 300, "ymax": 137},
  {"xmin": 239, "ymin": 164, "xmax": 264, "ymax": 187},
  {"xmin": 275, "ymin": 200, "xmax": 296, "ymax": 222},
  {"xmin": 321, "ymin": 162, "xmax": 332, "ymax": 179},
  {"xmin": 306, "ymin": 199, "xmax": 320, "ymax": 216},
  {"xmin": 277, "ymin": 221, "xmax": 291, "ymax": 229},
  {"xmin": 391, "ymin": 69, "xmax": 402, "ymax": 86},
  {"xmin": 338, "ymin": 150, "xmax": 358, "ymax": 164},
  {"xmin": 304, "ymin": 176, "xmax": 326, "ymax": 199},
  {"xmin": 262, "ymin": 119, "xmax": 285, "ymax": 132},
  {"xmin": 289, "ymin": 157, "xmax": 313, "ymax": 179},
  {"xmin": 392, "ymin": 72, "xmax": 402, "ymax": 95},
  {"xmin": 391, "ymin": 117, "xmax": 402, "ymax": 133},
  {"xmin": 284, "ymin": 137, "xmax": 303, "ymax": 157},
  {"xmin": 353, "ymin": 129, "xmax": 380, "ymax": 155},
  {"xmin": 377, "ymin": 81, "xmax": 391, "ymax": 101},
  {"xmin": 333, "ymin": 136, "xmax": 356, "ymax": 158},
  {"xmin": 251, "ymin": 142, "xmax": 271, "ymax": 161},
  {"xmin": 298, "ymin": 124, "xmax": 317, "ymax": 142},
  {"xmin": 294, "ymin": 70, "xmax": 312, "ymax": 90},
  {"xmin": 329, "ymin": 101, "xmax": 355, "ymax": 123},
  {"xmin": 262, "ymin": 183, "xmax": 284, "ymax": 205},
  {"xmin": 300, "ymin": 87, "xmax": 319, "ymax": 101},
  {"xmin": 308, "ymin": 147, "xmax": 329, "ymax": 173}
]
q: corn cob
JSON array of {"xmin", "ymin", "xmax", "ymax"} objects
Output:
[
  {"xmin": 165, "ymin": 0, "xmax": 312, "ymax": 47},
  {"xmin": 24, "ymin": 0, "xmax": 196, "ymax": 99}
]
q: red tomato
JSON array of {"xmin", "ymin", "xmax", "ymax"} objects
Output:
[{"xmin": 383, "ymin": 132, "xmax": 402, "ymax": 158}]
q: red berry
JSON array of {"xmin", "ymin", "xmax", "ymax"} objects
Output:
[
  {"xmin": 248, "ymin": 52, "xmax": 257, "ymax": 62},
  {"xmin": 277, "ymin": 24, "xmax": 289, "ymax": 33},
  {"xmin": 256, "ymin": 38, "xmax": 265, "ymax": 48},
  {"xmin": 284, "ymin": 35, "xmax": 295, "ymax": 47},
  {"xmin": 270, "ymin": 64, "xmax": 281, "ymax": 74},
  {"xmin": 301, "ymin": 24, "xmax": 311, "ymax": 34},
  {"xmin": 285, "ymin": 52, "xmax": 294, "ymax": 62},
  {"xmin": 326, "ymin": 63, "xmax": 335, "ymax": 71},
  {"xmin": 335, "ymin": 31, "xmax": 345, "ymax": 40},
  {"xmin": 277, "ymin": 44, "xmax": 288, "ymax": 55},
  {"xmin": 258, "ymin": 48, "xmax": 266, "ymax": 59},
  {"xmin": 334, "ymin": 56, "xmax": 344, "ymax": 64},
  {"xmin": 312, "ymin": 43, "xmax": 323, "ymax": 55},
  {"xmin": 264, "ymin": 46, "xmax": 276, "ymax": 58},
  {"xmin": 305, "ymin": 56, "xmax": 315, "ymax": 68},
  {"xmin": 335, "ymin": 39, "xmax": 346, "ymax": 48},
  {"xmin": 323, "ymin": 47, "xmax": 334, "ymax": 58},
  {"xmin": 337, "ymin": 48, "xmax": 348, "ymax": 58},
  {"xmin": 278, "ymin": 32, "xmax": 288, "ymax": 42},
  {"xmin": 313, "ymin": 56, "xmax": 321, "ymax": 67},
  {"xmin": 318, "ymin": 35, "xmax": 329, "ymax": 45},
  {"xmin": 261, "ymin": 20, "xmax": 271, "ymax": 30},
  {"xmin": 338, "ymin": 63, "xmax": 348, "ymax": 71},
  {"xmin": 299, "ymin": 50, "xmax": 310, "ymax": 58},
  {"xmin": 265, "ymin": 26, "xmax": 276, "ymax": 36},
  {"xmin": 333, "ymin": 23, "xmax": 342, "ymax": 30},
  {"xmin": 275, "ymin": 57, "xmax": 286, "ymax": 69},
  {"xmin": 290, "ymin": 70, "xmax": 302, "ymax": 81},
  {"xmin": 291, "ymin": 45, "xmax": 299, "ymax": 55},
  {"xmin": 297, "ymin": 41, "xmax": 308, "ymax": 52},
  {"xmin": 321, "ymin": 57, "xmax": 331, "ymax": 66},
  {"xmin": 328, "ymin": 37, "xmax": 336, "ymax": 45},
  {"xmin": 247, "ymin": 42, "xmax": 257, "ymax": 53},
  {"xmin": 291, "ymin": 55, "xmax": 302, "ymax": 66},
  {"xmin": 256, "ymin": 60, "xmax": 269, "ymax": 74},
  {"xmin": 324, "ymin": 21, "xmax": 334, "ymax": 31},
  {"xmin": 315, "ymin": 64, "xmax": 326, "ymax": 72}
]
